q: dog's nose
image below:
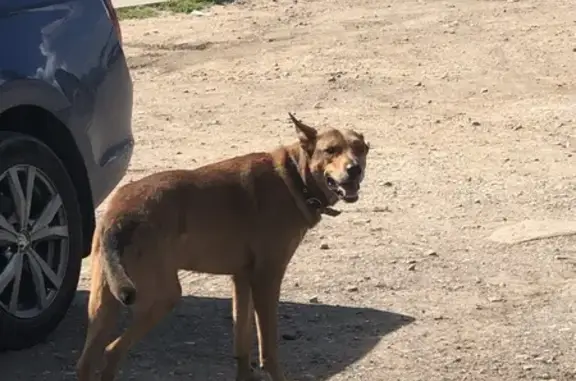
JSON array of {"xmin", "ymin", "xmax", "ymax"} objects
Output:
[{"xmin": 346, "ymin": 163, "xmax": 362, "ymax": 181}]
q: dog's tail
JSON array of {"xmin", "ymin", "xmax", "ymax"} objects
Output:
[{"xmin": 100, "ymin": 221, "xmax": 138, "ymax": 306}]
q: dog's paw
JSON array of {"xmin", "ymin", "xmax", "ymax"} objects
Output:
[
  {"xmin": 236, "ymin": 368, "xmax": 273, "ymax": 381},
  {"xmin": 256, "ymin": 370, "xmax": 274, "ymax": 381}
]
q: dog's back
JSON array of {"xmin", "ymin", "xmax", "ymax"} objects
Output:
[{"xmin": 96, "ymin": 149, "xmax": 306, "ymax": 303}]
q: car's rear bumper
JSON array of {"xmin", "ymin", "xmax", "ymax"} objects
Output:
[{"xmin": 83, "ymin": 43, "xmax": 135, "ymax": 208}]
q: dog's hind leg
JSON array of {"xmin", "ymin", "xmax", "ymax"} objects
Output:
[
  {"xmin": 233, "ymin": 274, "xmax": 256, "ymax": 381},
  {"xmin": 99, "ymin": 275, "xmax": 182, "ymax": 381},
  {"xmin": 77, "ymin": 252, "xmax": 121, "ymax": 381}
]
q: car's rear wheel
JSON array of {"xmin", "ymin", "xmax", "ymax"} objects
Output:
[{"xmin": 0, "ymin": 132, "xmax": 83, "ymax": 350}]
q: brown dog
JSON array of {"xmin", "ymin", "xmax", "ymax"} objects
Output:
[{"xmin": 76, "ymin": 113, "xmax": 370, "ymax": 381}]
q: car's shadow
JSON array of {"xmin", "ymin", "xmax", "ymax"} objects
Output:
[{"xmin": 1, "ymin": 290, "xmax": 414, "ymax": 381}]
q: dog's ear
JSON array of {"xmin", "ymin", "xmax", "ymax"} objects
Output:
[
  {"xmin": 288, "ymin": 112, "xmax": 317, "ymax": 154},
  {"xmin": 354, "ymin": 131, "xmax": 370, "ymax": 154}
]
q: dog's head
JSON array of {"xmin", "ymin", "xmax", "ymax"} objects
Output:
[{"xmin": 289, "ymin": 113, "xmax": 369, "ymax": 204}]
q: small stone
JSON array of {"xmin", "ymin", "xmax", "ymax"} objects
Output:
[
  {"xmin": 309, "ymin": 296, "xmax": 320, "ymax": 304},
  {"xmin": 294, "ymin": 282, "xmax": 300, "ymax": 288},
  {"xmin": 282, "ymin": 333, "xmax": 298, "ymax": 340},
  {"xmin": 375, "ymin": 282, "xmax": 388, "ymax": 289},
  {"xmin": 347, "ymin": 286, "xmax": 359, "ymax": 292},
  {"xmin": 554, "ymin": 255, "xmax": 569, "ymax": 260},
  {"xmin": 373, "ymin": 206, "xmax": 391, "ymax": 213},
  {"xmin": 408, "ymin": 263, "xmax": 416, "ymax": 271},
  {"xmin": 313, "ymin": 102, "xmax": 322, "ymax": 109},
  {"xmin": 53, "ymin": 353, "xmax": 66, "ymax": 360},
  {"xmin": 407, "ymin": 259, "xmax": 417, "ymax": 264},
  {"xmin": 489, "ymin": 297, "xmax": 504, "ymax": 303},
  {"xmin": 319, "ymin": 243, "xmax": 330, "ymax": 250},
  {"xmin": 523, "ymin": 365, "xmax": 535, "ymax": 371},
  {"xmin": 573, "ymin": 47, "xmax": 576, "ymax": 52},
  {"xmin": 176, "ymin": 151, "xmax": 182, "ymax": 155},
  {"xmin": 391, "ymin": 104, "xmax": 400, "ymax": 109},
  {"xmin": 481, "ymin": 88, "xmax": 489, "ymax": 93},
  {"xmin": 415, "ymin": 81, "xmax": 423, "ymax": 87},
  {"xmin": 471, "ymin": 121, "xmax": 481, "ymax": 126},
  {"xmin": 383, "ymin": 181, "xmax": 393, "ymax": 187},
  {"xmin": 426, "ymin": 250, "xmax": 438, "ymax": 257}
]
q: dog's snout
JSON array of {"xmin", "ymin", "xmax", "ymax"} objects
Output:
[{"xmin": 346, "ymin": 163, "xmax": 362, "ymax": 180}]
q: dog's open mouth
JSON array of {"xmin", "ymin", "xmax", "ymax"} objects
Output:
[{"xmin": 326, "ymin": 176, "xmax": 360, "ymax": 203}]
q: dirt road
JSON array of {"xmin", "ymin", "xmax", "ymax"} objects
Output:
[{"xmin": 3, "ymin": 0, "xmax": 576, "ymax": 380}]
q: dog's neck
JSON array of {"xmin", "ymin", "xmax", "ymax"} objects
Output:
[{"xmin": 280, "ymin": 144, "xmax": 341, "ymax": 227}]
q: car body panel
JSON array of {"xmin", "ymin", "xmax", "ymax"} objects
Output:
[{"xmin": 0, "ymin": 0, "xmax": 133, "ymax": 207}]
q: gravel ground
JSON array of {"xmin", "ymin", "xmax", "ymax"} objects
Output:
[{"xmin": 2, "ymin": 0, "xmax": 576, "ymax": 380}]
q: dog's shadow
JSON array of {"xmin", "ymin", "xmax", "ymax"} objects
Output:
[{"xmin": 1, "ymin": 291, "xmax": 414, "ymax": 381}]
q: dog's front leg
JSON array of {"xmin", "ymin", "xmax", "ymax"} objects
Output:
[
  {"xmin": 251, "ymin": 269, "xmax": 287, "ymax": 381},
  {"xmin": 233, "ymin": 274, "xmax": 256, "ymax": 381}
]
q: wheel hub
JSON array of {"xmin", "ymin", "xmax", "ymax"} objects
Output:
[{"xmin": 16, "ymin": 231, "xmax": 31, "ymax": 250}]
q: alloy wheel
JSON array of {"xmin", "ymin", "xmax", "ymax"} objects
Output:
[{"xmin": 0, "ymin": 164, "xmax": 69, "ymax": 319}]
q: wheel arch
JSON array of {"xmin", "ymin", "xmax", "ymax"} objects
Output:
[{"xmin": 0, "ymin": 105, "xmax": 95, "ymax": 257}]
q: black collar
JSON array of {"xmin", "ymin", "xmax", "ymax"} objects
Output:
[{"xmin": 285, "ymin": 155, "xmax": 341, "ymax": 217}]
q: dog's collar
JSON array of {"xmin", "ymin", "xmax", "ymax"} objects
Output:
[{"xmin": 285, "ymin": 155, "xmax": 341, "ymax": 218}]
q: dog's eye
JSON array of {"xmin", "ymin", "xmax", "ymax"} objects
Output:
[{"xmin": 324, "ymin": 146, "xmax": 339, "ymax": 155}]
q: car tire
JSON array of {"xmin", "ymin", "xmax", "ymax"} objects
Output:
[{"xmin": 0, "ymin": 131, "xmax": 83, "ymax": 350}]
